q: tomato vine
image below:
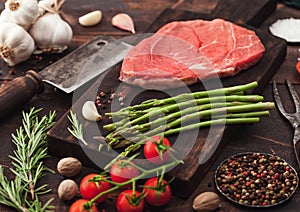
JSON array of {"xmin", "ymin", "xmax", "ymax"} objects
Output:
[{"xmin": 71, "ymin": 149, "xmax": 183, "ymax": 211}]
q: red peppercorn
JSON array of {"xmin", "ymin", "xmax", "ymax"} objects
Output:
[
  {"xmin": 96, "ymin": 99, "xmax": 101, "ymax": 106},
  {"xmin": 296, "ymin": 61, "xmax": 300, "ymax": 74},
  {"xmin": 215, "ymin": 153, "xmax": 299, "ymax": 207}
]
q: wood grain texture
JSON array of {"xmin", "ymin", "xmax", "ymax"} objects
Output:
[
  {"xmin": 60, "ymin": 0, "xmax": 219, "ymax": 37},
  {"xmin": 211, "ymin": 0, "xmax": 277, "ymax": 26},
  {"xmin": 1, "ymin": 0, "xmax": 300, "ymax": 211},
  {"xmin": 47, "ymin": 0, "xmax": 286, "ymax": 198}
]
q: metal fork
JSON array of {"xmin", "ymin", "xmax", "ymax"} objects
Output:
[{"xmin": 273, "ymin": 80, "xmax": 300, "ymax": 168}]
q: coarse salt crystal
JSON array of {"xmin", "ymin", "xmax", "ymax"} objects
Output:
[{"xmin": 269, "ymin": 17, "xmax": 300, "ymax": 42}]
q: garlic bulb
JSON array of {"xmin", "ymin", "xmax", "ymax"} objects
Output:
[
  {"xmin": 38, "ymin": 0, "xmax": 65, "ymax": 16},
  {"xmin": 82, "ymin": 101, "xmax": 102, "ymax": 121},
  {"xmin": 0, "ymin": 22, "xmax": 34, "ymax": 66},
  {"xmin": 29, "ymin": 13, "xmax": 73, "ymax": 53},
  {"xmin": 0, "ymin": 0, "xmax": 39, "ymax": 30}
]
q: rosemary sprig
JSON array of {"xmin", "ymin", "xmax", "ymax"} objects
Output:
[
  {"xmin": 67, "ymin": 110, "xmax": 88, "ymax": 145},
  {"xmin": 0, "ymin": 108, "xmax": 56, "ymax": 212}
]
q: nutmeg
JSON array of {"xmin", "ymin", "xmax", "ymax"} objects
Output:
[
  {"xmin": 58, "ymin": 179, "xmax": 78, "ymax": 200},
  {"xmin": 57, "ymin": 157, "xmax": 82, "ymax": 177},
  {"xmin": 193, "ymin": 191, "xmax": 221, "ymax": 212}
]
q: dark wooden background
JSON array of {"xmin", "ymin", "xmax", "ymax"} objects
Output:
[{"xmin": 1, "ymin": 0, "xmax": 300, "ymax": 211}]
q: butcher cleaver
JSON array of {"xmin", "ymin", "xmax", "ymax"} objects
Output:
[{"xmin": 0, "ymin": 36, "xmax": 132, "ymax": 118}]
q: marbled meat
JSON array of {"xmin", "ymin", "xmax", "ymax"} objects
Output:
[{"xmin": 120, "ymin": 19, "xmax": 265, "ymax": 90}]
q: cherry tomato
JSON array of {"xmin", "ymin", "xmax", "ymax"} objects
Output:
[
  {"xmin": 69, "ymin": 199, "xmax": 99, "ymax": 212},
  {"xmin": 143, "ymin": 177, "xmax": 172, "ymax": 207},
  {"xmin": 116, "ymin": 190, "xmax": 145, "ymax": 212},
  {"xmin": 110, "ymin": 160, "xmax": 139, "ymax": 186},
  {"xmin": 79, "ymin": 174, "xmax": 110, "ymax": 203},
  {"xmin": 144, "ymin": 136, "xmax": 171, "ymax": 164},
  {"xmin": 296, "ymin": 61, "xmax": 300, "ymax": 74}
]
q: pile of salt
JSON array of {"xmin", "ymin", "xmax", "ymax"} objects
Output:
[{"xmin": 269, "ymin": 18, "xmax": 300, "ymax": 42}]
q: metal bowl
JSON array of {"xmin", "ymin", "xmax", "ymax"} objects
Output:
[{"xmin": 214, "ymin": 152, "xmax": 299, "ymax": 208}]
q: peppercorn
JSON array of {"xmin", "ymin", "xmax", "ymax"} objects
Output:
[
  {"xmin": 215, "ymin": 153, "xmax": 299, "ymax": 207},
  {"xmin": 99, "ymin": 91, "xmax": 106, "ymax": 97},
  {"xmin": 109, "ymin": 93, "xmax": 116, "ymax": 100}
]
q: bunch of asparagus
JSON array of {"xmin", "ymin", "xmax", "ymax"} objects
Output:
[{"xmin": 103, "ymin": 81, "xmax": 274, "ymax": 156}]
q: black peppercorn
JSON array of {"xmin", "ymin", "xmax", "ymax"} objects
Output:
[{"xmin": 215, "ymin": 153, "xmax": 299, "ymax": 208}]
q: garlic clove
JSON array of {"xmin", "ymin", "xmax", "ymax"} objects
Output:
[
  {"xmin": 82, "ymin": 101, "xmax": 102, "ymax": 121},
  {"xmin": 111, "ymin": 13, "xmax": 135, "ymax": 34},
  {"xmin": 79, "ymin": 10, "xmax": 102, "ymax": 27}
]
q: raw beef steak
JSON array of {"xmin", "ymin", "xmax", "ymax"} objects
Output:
[{"xmin": 120, "ymin": 19, "xmax": 265, "ymax": 90}]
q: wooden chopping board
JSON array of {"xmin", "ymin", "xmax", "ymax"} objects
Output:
[{"xmin": 47, "ymin": 0, "xmax": 286, "ymax": 198}]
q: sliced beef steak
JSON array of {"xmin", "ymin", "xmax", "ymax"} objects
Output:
[{"xmin": 120, "ymin": 19, "xmax": 265, "ymax": 90}]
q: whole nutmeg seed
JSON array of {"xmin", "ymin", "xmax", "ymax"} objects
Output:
[
  {"xmin": 57, "ymin": 157, "xmax": 82, "ymax": 177},
  {"xmin": 193, "ymin": 191, "xmax": 221, "ymax": 212},
  {"xmin": 58, "ymin": 179, "xmax": 78, "ymax": 200}
]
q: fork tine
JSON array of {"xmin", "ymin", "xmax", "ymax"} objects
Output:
[
  {"xmin": 286, "ymin": 81, "xmax": 300, "ymax": 113},
  {"xmin": 273, "ymin": 80, "xmax": 289, "ymax": 116}
]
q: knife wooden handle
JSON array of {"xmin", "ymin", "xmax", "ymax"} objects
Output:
[{"xmin": 0, "ymin": 70, "xmax": 44, "ymax": 119}]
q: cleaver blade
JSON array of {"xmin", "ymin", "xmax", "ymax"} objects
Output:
[
  {"xmin": 40, "ymin": 37, "xmax": 132, "ymax": 93},
  {"xmin": 0, "ymin": 36, "xmax": 133, "ymax": 118}
]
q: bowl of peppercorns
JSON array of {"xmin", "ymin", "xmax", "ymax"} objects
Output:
[{"xmin": 215, "ymin": 152, "xmax": 299, "ymax": 207}]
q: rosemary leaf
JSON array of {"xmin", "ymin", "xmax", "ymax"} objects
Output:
[
  {"xmin": 0, "ymin": 108, "xmax": 56, "ymax": 212},
  {"xmin": 26, "ymin": 197, "xmax": 55, "ymax": 212},
  {"xmin": 67, "ymin": 110, "xmax": 88, "ymax": 145},
  {"xmin": 0, "ymin": 167, "xmax": 28, "ymax": 211}
]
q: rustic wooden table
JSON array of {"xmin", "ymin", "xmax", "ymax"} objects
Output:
[{"xmin": 1, "ymin": 0, "xmax": 300, "ymax": 211}]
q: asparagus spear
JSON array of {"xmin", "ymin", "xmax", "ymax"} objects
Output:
[
  {"xmin": 100, "ymin": 81, "xmax": 274, "ymax": 156},
  {"xmin": 104, "ymin": 95, "xmax": 264, "ymax": 130},
  {"xmin": 119, "ymin": 117, "xmax": 261, "ymax": 157},
  {"xmin": 109, "ymin": 102, "xmax": 273, "ymax": 142},
  {"xmin": 107, "ymin": 110, "xmax": 270, "ymax": 149},
  {"xmin": 108, "ymin": 81, "xmax": 258, "ymax": 114}
]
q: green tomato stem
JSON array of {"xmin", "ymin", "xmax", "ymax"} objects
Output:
[{"xmin": 89, "ymin": 158, "xmax": 183, "ymax": 204}]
